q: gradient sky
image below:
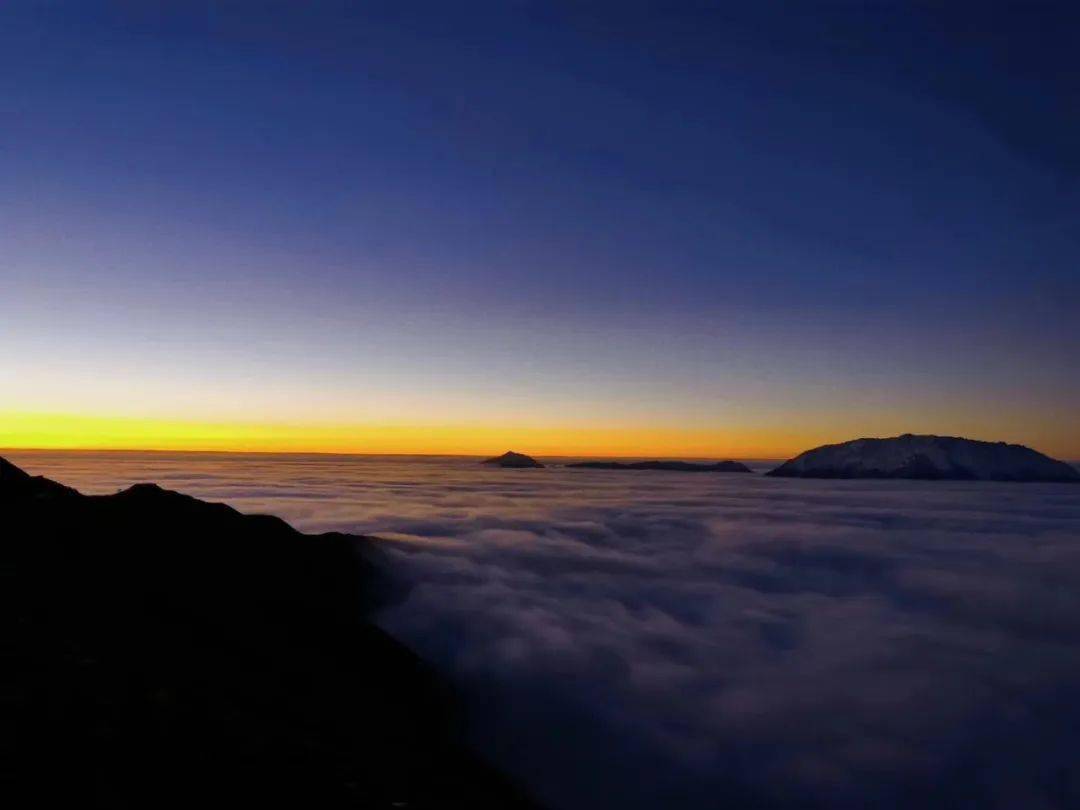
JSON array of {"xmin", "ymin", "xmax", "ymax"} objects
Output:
[{"xmin": 2, "ymin": 2, "xmax": 1078, "ymax": 457}]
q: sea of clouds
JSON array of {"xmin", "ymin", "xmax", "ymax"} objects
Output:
[{"xmin": 10, "ymin": 451, "xmax": 1080, "ymax": 809}]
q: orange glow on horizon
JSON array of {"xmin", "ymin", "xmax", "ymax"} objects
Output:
[
  {"xmin": 2, "ymin": 411, "xmax": 1077, "ymax": 460},
  {"xmin": 0, "ymin": 411, "xmax": 830, "ymax": 458}
]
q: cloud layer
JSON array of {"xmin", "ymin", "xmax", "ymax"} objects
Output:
[{"xmin": 10, "ymin": 451, "xmax": 1080, "ymax": 809}]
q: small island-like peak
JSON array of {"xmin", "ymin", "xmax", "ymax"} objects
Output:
[
  {"xmin": 481, "ymin": 451, "xmax": 544, "ymax": 468},
  {"xmin": 767, "ymin": 434, "xmax": 1079, "ymax": 482}
]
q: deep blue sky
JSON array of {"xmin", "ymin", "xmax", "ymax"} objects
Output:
[{"xmin": 2, "ymin": 2, "xmax": 1078, "ymax": 454}]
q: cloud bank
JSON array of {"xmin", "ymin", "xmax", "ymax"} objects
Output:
[
  {"xmin": 370, "ymin": 471, "xmax": 1080, "ymax": 809},
  {"xmin": 10, "ymin": 452, "xmax": 1080, "ymax": 809}
]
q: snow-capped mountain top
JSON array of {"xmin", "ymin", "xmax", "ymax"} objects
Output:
[{"xmin": 767, "ymin": 434, "xmax": 1079, "ymax": 481}]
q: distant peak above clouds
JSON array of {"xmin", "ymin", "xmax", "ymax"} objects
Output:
[
  {"xmin": 768, "ymin": 434, "xmax": 1080, "ymax": 482},
  {"xmin": 481, "ymin": 451, "xmax": 544, "ymax": 468}
]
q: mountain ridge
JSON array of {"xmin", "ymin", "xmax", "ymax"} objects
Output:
[
  {"xmin": 4, "ymin": 456, "xmax": 538, "ymax": 809},
  {"xmin": 481, "ymin": 451, "xmax": 544, "ymax": 468},
  {"xmin": 767, "ymin": 434, "xmax": 1080, "ymax": 481}
]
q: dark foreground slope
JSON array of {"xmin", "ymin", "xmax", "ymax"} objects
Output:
[
  {"xmin": 3, "ymin": 456, "xmax": 535, "ymax": 809},
  {"xmin": 567, "ymin": 460, "xmax": 752, "ymax": 473},
  {"xmin": 768, "ymin": 434, "xmax": 1080, "ymax": 481}
]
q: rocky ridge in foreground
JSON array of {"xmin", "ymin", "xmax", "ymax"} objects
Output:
[{"xmin": 4, "ymin": 455, "xmax": 537, "ymax": 809}]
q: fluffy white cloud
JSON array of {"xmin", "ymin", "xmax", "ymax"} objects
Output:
[{"xmin": 369, "ymin": 473, "xmax": 1080, "ymax": 809}]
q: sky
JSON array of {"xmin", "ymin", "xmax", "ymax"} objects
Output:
[{"xmin": 2, "ymin": 2, "xmax": 1078, "ymax": 457}]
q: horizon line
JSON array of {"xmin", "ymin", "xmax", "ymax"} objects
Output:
[
  {"xmin": 0, "ymin": 445, "xmax": 786, "ymax": 461},
  {"xmin": 3, "ymin": 413, "xmax": 1076, "ymax": 461}
]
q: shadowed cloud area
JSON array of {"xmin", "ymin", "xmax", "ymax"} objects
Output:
[{"xmin": 10, "ymin": 451, "xmax": 1080, "ymax": 809}]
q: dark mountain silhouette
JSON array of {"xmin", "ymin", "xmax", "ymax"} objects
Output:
[
  {"xmin": 4, "ymin": 456, "xmax": 537, "ymax": 809},
  {"xmin": 567, "ymin": 460, "xmax": 752, "ymax": 473},
  {"xmin": 1, "ymin": 454, "xmax": 79, "ymax": 499},
  {"xmin": 767, "ymin": 434, "xmax": 1080, "ymax": 481},
  {"xmin": 481, "ymin": 451, "xmax": 544, "ymax": 468}
]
